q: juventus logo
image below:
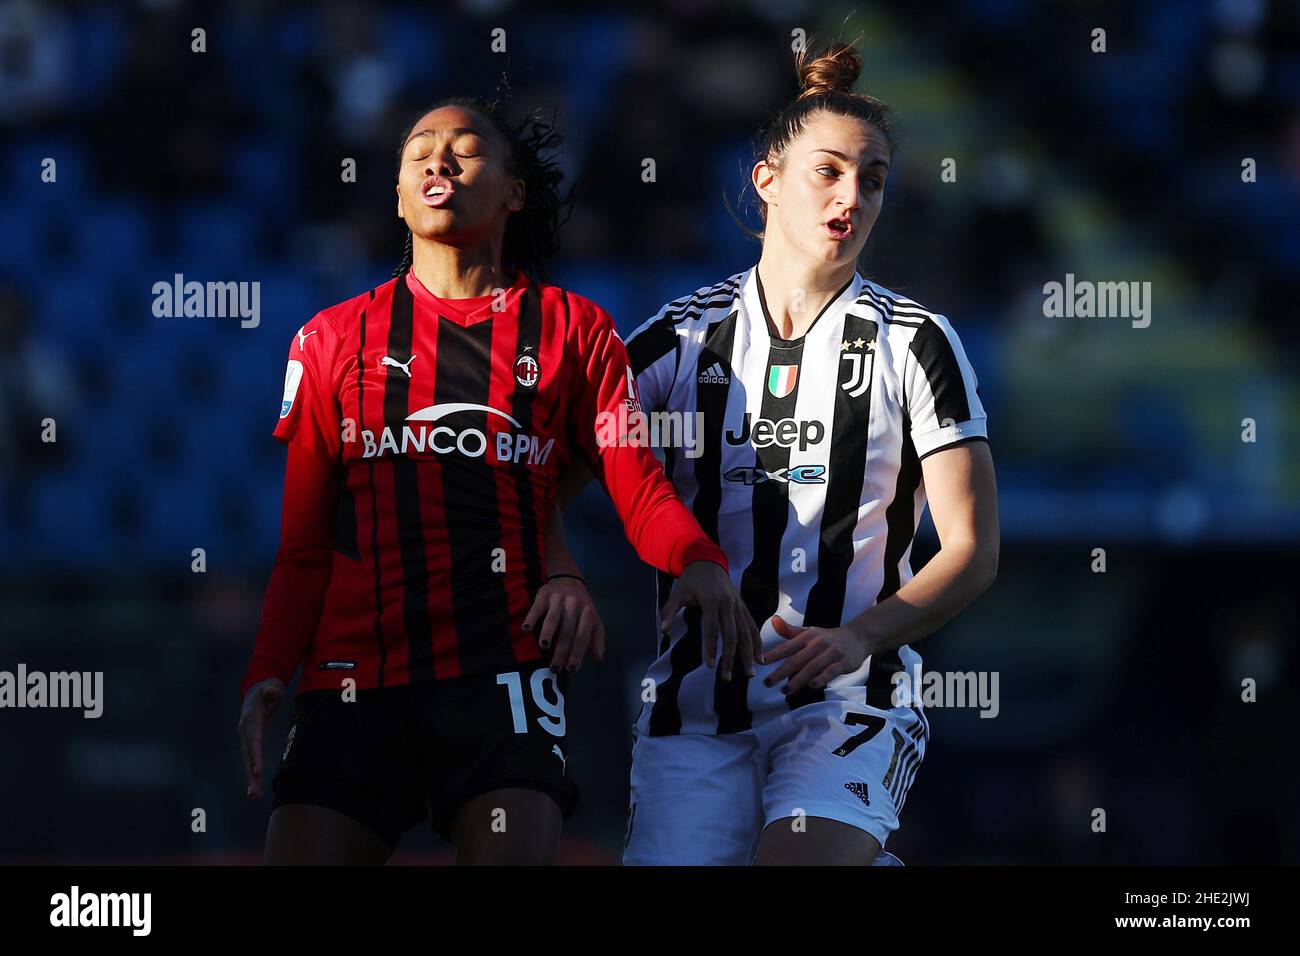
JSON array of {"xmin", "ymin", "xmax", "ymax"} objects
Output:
[{"xmin": 840, "ymin": 337, "xmax": 875, "ymax": 397}]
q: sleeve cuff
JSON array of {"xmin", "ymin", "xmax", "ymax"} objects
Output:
[
  {"xmin": 678, "ymin": 539, "xmax": 729, "ymax": 575},
  {"xmin": 240, "ymin": 668, "xmax": 286, "ymax": 701},
  {"xmin": 911, "ymin": 418, "xmax": 988, "ymax": 459},
  {"xmin": 917, "ymin": 434, "xmax": 989, "ymax": 462}
]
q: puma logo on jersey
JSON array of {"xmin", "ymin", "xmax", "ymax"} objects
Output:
[
  {"xmin": 697, "ymin": 362, "xmax": 730, "ymax": 385},
  {"xmin": 296, "ymin": 327, "xmax": 317, "ymax": 351},
  {"xmin": 381, "ymin": 354, "xmax": 417, "ymax": 377},
  {"xmin": 551, "ymin": 744, "xmax": 567, "ymax": 774},
  {"xmin": 844, "ymin": 781, "xmax": 871, "ymax": 806}
]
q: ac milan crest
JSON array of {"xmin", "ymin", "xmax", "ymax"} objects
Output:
[{"xmin": 514, "ymin": 351, "xmax": 540, "ymax": 387}]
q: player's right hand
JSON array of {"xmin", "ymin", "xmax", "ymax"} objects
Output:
[
  {"xmin": 523, "ymin": 576, "xmax": 607, "ymax": 673},
  {"xmin": 238, "ymin": 678, "xmax": 285, "ymax": 801},
  {"xmin": 660, "ymin": 560, "xmax": 763, "ymax": 682}
]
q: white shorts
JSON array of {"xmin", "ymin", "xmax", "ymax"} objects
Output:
[{"xmin": 623, "ymin": 699, "xmax": 928, "ymax": 866}]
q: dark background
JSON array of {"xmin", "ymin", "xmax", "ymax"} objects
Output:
[{"xmin": 0, "ymin": 0, "xmax": 1296, "ymax": 863}]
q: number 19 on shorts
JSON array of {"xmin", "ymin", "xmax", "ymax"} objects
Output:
[{"xmin": 496, "ymin": 669, "xmax": 566, "ymax": 736}]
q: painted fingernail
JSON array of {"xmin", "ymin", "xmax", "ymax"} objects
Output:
[
  {"xmin": 522, "ymin": 623, "xmax": 531, "ymax": 631},
  {"xmin": 540, "ymin": 640, "xmax": 550, "ymax": 649},
  {"xmin": 781, "ymin": 685, "xmax": 790, "ymax": 695},
  {"xmin": 763, "ymin": 677, "xmax": 773, "ymax": 687}
]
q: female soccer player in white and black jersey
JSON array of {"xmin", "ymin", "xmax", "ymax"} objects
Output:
[{"xmin": 557, "ymin": 43, "xmax": 998, "ymax": 865}]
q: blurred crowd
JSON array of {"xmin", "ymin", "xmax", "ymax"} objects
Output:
[{"xmin": 0, "ymin": 0, "xmax": 1296, "ymax": 863}]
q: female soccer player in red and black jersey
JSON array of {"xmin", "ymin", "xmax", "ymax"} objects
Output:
[{"xmin": 237, "ymin": 98, "xmax": 760, "ymax": 864}]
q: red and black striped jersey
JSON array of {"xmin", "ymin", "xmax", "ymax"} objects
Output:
[{"xmin": 242, "ymin": 269, "xmax": 726, "ymax": 697}]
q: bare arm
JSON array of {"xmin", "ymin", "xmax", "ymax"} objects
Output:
[
  {"xmin": 853, "ymin": 440, "xmax": 999, "ymax": 653},
  {"xmin": 525, "ymin": 463, "xmax": 605, "ymax": 672},
  {"xmin": 766, "ymin": 440, "xmax": 998, "ymax": 693},
  {"xmin": 544, "ymin": 497, "xmax": 583, "ymax": 579}
]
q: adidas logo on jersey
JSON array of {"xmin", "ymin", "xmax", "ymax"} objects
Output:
[
  {"xmin": 697, "ymin": 362, "xmax": 730, "ymax": 385},
  {"xmin": 844, "ymin": 782, "xmax": 871, "ymax": 806}
]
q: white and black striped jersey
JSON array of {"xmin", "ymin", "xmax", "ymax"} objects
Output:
[{"xmin": 626, "ymin": 266, "xmax": 988, "ymax": 736}]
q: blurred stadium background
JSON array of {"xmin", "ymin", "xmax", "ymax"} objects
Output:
[{"xmin": 0, "ymin": 0, "xmax": 1296, "ymax": 863}]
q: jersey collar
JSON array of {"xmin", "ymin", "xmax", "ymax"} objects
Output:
[
  {"xmin": 404, "ymin": 268, "xmax": 530, "ymax": 326},
  {"xmin": 744, "ymin": 265, "xmax": 861, "ymax": 346}
]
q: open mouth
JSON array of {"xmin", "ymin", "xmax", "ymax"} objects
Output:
[
  {"xmin": 825, "ymin": 218, "xmax": 854, "ymax": 240},
  {"xmin": 420, "ymin": 175, "xmax": 454, "ymax": 208}
]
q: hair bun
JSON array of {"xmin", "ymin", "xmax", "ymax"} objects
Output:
[{"xmin": 796, "ymin": 42, "xmax": 863, "ymax": 100}]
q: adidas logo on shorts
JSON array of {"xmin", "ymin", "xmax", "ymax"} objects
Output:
[
  {"xmin": 697, "ymin": 362, "xmax": 730, "ymax": 385},
  {"xmin": 844, "ymin": 781, "xmax": 870, "ymax": 806}
]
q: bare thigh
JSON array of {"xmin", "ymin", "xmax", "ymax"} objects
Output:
[
  {"xmin": 753, "ymin": 815, "xmax": 882, "ymax": 866},
  {"xmin": 452, "ymin": 788, "xmax": 562, "ymax": 865},
  {"xmin": 264, "ymin": 804, "xmax": 393, "ymax": 865}
]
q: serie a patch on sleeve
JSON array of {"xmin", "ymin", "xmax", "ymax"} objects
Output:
[{"xmin": 281, "ymin": 359, "xmax": 304, "ymax": 419}]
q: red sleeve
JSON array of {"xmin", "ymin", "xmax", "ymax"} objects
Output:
[
  {"xmin": 239, "ymin": 442, "xmax": 339, "ymax": 699},
  {"xmin": 273, "ymin": 312, "xmax": 342, "ymax": 461},
  {"xmin": 566, "ymin": 294, "xmax": 727, "ymax": 576}
]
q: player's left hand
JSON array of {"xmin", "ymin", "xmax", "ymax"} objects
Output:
[
  {"xmin": 660, "ymin": 560, "xmax": 763, "ymax": 681},
  {"xmin": 523, "ymin": 576, "xmax": 606, "ymax": 673},
  {"xmin": 764, "ymin": 615, "xmax": 871, "ymax": 694}
]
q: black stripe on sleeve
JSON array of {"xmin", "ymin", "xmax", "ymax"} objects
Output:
[
  {"xmin": 908, "ymin": 319, "xmax": 972, "ymax": 427},
  {"xmin": 627, "ymin": 316, "xmax": 678, "ymax": 377}
]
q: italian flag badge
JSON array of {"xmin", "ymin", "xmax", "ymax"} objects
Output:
[{"xmin": 767, "ymin": 364, "xmax": 798, "ymax": 398}]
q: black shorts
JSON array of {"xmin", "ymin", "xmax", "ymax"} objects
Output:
[{"xmin": 271, "ymin": 663, "xmax": 578, "ymax": 850}]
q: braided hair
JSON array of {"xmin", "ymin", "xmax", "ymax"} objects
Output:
[{"xmin": 392, "ymin": 96, "xmax": 572, "ymax": 281}]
